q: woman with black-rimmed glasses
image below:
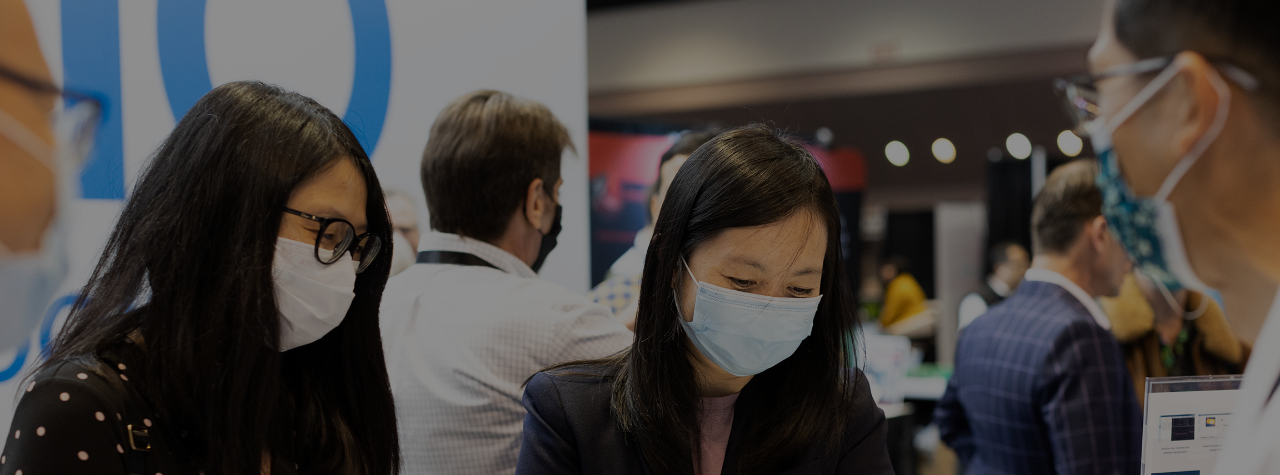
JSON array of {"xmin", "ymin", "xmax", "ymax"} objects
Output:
[{"xmin": 1, "ymin": 80, "xmax": 400, "ymax": 474}]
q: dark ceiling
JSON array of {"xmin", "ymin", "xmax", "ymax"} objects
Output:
[
  {"xmin": 627, "ymin": 75, "xmax": 1089, "ymax": 190},
  {"xmin": 587, "ymin": 0, "xmax": 703, "ymax": 13}
]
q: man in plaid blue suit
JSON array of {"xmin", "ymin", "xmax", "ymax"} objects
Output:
[{"xmin": 936, "ymin": 160, "xmax": 1141, "ymax": 475}]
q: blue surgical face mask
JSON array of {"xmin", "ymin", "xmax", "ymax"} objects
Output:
[
  {"xmin": 1091, "ymin": 61, "xmax": 1233, "ymax": 295},
  {"xmin": 675, "ymin": 257, "xmax": 823, "ymax": 377}
]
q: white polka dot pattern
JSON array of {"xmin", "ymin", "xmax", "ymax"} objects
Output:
[
  {"xmin": 3, "ymin": 361, "xmax": 188, "ymax": 473},
  {"xmin": 118, "ymin": 363, "xmax": 126, "ymax": 370}
]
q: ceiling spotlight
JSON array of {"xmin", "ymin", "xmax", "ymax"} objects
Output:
[
  {"xmin": 885, "ymin": 141, "xmax": 909, "ymax": 167},
  {"xmin": 932, "ymin": 138, "xmax": 956, "ymax": 164},
  {"xmin": 815, "ymin": 127, "xmax": 834, "ymax": 147},
  {"xmin": 1057, "ymin": 130, "xmax": 1084, "ymax": 157},
  {"xmin": 1006, "ymin": 133, "xmax": 1032, "ymax": 160}
]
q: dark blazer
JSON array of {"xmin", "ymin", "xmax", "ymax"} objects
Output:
[
  {"xmin": 516, "ymin": 366, "xmax": 893, "ymax": 475},
  {"xmin": 934, "ymin": 280, "xmax": 1142, "ymax": 475}
]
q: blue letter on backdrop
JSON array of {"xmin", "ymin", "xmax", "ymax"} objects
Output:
[
  {"xmin": 157, "ymin": 0, "xmax": 392, "ymax": 155},
  {"xmin": 61, "ymin": 0, "xmax": 125, "ymax": 200}
]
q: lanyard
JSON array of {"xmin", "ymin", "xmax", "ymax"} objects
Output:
[
  {"xmin": 1214, "ymin": 290, "xmax": 1280, "ymax": 474},
  {"xmin": 416, "ymin": 250, "xmax": 500, "ymax": 270}
]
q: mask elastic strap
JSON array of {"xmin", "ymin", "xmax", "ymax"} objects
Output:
[
  {"xmin": 680, "ymin": 256, "xmax": 699, "ymax": 285},
  {"xmin": 1183, "ymin": 292, "xmax": 1210, "ymax": 321},
  {"xmin": 1150, "ymin": 274, "xmax": 1211, "ymax": 321},
  {"xmin": 1154, "ymin": 66, "xmax": 1233, "ymax": 202},
  {"xmin": 0, "ymin": 107, "xmax": 56, "ymax": 171},
  {"xmin": 1105, "ymin": 62, "xmax": 1184, "ymax": 136}
]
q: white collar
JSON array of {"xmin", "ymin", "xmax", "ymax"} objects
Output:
[
  {"xmin": 418, "ymin": 231, "xmax": 538, "ymax": 279},
  {"xmin": 988, "ymin": 275, "xmax": 1012, "ymax": 297},
  {"xmin": 633, "ymin": 226, "xmax": 653, "ymax": 250},
  {"xmin": 1023, "ymin": 268, "xmax": 1112, "ymax": 330}
]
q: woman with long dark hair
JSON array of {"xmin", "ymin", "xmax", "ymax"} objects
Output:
[
  {"xmin": 0, "ymin": 81, "xmax": 400, "ymax": 474},
  {"xmin": 516, "ymin": 124, "xmax": 891, "ymax": 474}
]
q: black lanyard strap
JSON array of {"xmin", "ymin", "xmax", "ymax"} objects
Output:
[{"xmin": 416, "ymin": 250, "xmax": 500, "ymax": 271}]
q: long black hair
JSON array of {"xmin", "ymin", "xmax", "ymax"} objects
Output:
[
  {"xmin": 37, "ymin": 81, "xmax": 400, "ymax": 474},
  {"xmin": 545, "ymin": 124, "xmax": 860, "ymax": 474}
]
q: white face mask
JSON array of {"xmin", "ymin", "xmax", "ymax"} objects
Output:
[
  {"xmin": 0, "ymin": 107, "xmax": 74, "ymax": 349},
  {"xmin": 273, "ymin": 237, "xmax": 357, "ymax": 351}
]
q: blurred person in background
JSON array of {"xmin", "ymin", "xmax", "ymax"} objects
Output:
[
  {"xmin": 384, "ymin": 189, "xmax": 420, "ymax": 277},
  {"xmin": 518, "ymin": 124, "xmax": 892, "ymax": 475},
  {"xmin": 380, "ymin": 90, "xmax": 632, "ymax": 475},
  {"xmin": 590, "ymin": 130, "xmax": 716, "ymax": 330},
  {"xmin": 1071, "ymin": 0, "xmax": 1280, "ymax": 470},
  {"xmin": 877, "ymin": 255, "xmax": 928, "ymax": 328},
  {"xmin": 1100, "ymin": 271, "xmax": 1249, "ymax": 410},
  {"xmin": 1, "ymin": 81, "xmax": 400, "ymax": 474},
  {"xmin": 957, "ymin": 241, "xmax": 1029, "ymax": 330},
  {"xmin": 935, "ymin": 160, "xmax": 1139, "ymax": 475},
  {"xmin": 0, "ymin": 0, "xmax": 98, "ymax": 349}
]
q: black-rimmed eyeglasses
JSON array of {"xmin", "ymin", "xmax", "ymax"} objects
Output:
[
  {"xmin": 283, "ymin": 208, "xmax": 382, "ymax": 274},
  {"xmin": 0, "ymin": 63, "xmax": 104, "ymax": 169},
  {"xmin": 1054, "ymin": 55, "xmax": 1261, "ymax": 137}
]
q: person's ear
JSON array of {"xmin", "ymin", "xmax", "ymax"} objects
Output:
[
  {"xmin": 1167, "ymin": 52, "xmax": 1226, "ymax": 157},
  {"xmin": 523, "ymin": 178, "xmax": 546, "ymax": 230},
  {"xmin": 1089, "ymin": 215, "xmax": 1111, "ymax": 253}
]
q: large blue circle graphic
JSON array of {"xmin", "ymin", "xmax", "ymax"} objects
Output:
[{"xmin": 157, "ymin": 0, "xmax": 392, "ymax": 155}]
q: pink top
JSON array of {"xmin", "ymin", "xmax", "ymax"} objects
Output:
[{"xmin": 697, "ymin": 392, "xmax": 740, "ymax": 475}]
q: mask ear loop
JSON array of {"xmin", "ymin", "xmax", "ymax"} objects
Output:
[
  {"xmin": 674, "ymin": 256, "xmax": 697, "ymax": 321},
  {"xmin": 1183, "ymin": 291, "xmax": 1210, "ymax": 321},
  {"xmin": 1152, "ymin": 62, "xmax": 1233, "ymax": 202},
  {"xmin": 1150, "ymin": 277, "xmax": 1208, "ymax": 321},
  {"xmin": 0, "ymin": 107, "xmax": 56, "ymax": 172}
]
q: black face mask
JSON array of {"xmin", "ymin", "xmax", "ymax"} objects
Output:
[{"xmin": 531, "ymin": 204, "xmax": 562, "ymax": 273}]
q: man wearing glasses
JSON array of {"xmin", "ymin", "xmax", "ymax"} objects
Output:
[
  {"xmin": 1069, "ymin": 0, "xmax": 1280, "ymax": 472},
  {"xmin": 0, "ymin": 0, "xmax": 101, "ymax": 349}
]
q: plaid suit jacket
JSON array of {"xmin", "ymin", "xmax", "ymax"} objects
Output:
[{"xmin": 935, "ymin": 280, "xmax": 1141, "ymax": 475}]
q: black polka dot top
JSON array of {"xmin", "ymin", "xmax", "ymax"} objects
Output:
[{"xmin": 0, "ymin": 344, "xmax": 198, "ymax": 475}]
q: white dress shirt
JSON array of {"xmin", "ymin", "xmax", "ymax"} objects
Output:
[
  {"xmin": 1215, "ymin": 290, "xmax": 1280, "ymax": 474},
  {"xmin": 1022, "ymin": 268, "xmax": 1112, "ymax": 330},
  {"xmin": 957, "ymin": 275, "xmax": 1013, "ymax": 330},
  {"xmin": 380, "ymin": 232, "xmax": 634, "ymax": 475}
]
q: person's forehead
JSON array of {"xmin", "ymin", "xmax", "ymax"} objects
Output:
[
  {"xmin": 702, "ymin": 214, "xmax": 826, "ymax": 264},
  {"xmin": 1088, "ymin": 0, "xmax": 1137, "ymax": 71}
]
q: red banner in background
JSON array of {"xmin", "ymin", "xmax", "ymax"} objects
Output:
[
  {"xmin": 806, "ymin": 145, "xmax": 868, "ymax": 193},
  {"xmin": 588, "ymin": 131, "xmax": 673, "ymax": 216},
  {"xmin": 587, "ymin": 131, "xmax": 867, "ymax": 287}
]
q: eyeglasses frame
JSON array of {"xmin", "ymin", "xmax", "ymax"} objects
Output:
[
  {"xmin": 0, "ymin": 62, "xmax": 105, "ymax": 167},
  {"xmin": 282, "ymin": 207, "xmax": 382, "ymax": 274},
  {"xmin": 1054, "ymin": 54, "xmax": 1261, "ymax": 136}
]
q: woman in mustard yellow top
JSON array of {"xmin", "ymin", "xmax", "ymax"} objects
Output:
[{"xmin": 879, "ymin": 256, "xmax": 928, "ymax": 327}]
